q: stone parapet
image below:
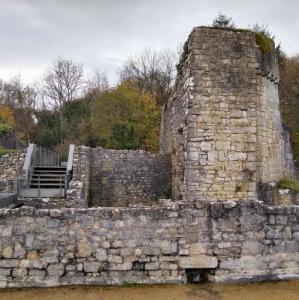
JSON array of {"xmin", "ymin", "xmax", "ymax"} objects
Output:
[{"xmin": 0, "ymin": 199, "xmax": 299, "ymax": 287}]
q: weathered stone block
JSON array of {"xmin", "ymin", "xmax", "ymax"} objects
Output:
[
  {"xmin": 144, "ymin": 262, "xmax": 160, "ymax": 271},
  {"xmin": 160, "ymin": 263, "xmax": 178, "ymax": 270},
  {"xmin": 242, "ymin": 241, "xmax": 262, "ymax": 255},
  {"xmin": 108, "ymin": 262, "xmax": 132, "ymax": 271},
  {"xmin": 2, "ymin": 246, "xmax": 13, "ymax": 259},
  {"xmin": 0, "ymin": 268, "xmax": 11, "ymax": 276},
  {"xmin": 83, "ymin": 261, "xmax": 101, "ymax": 273},
  {"xmin": 95, "ymin": 249, "xmax": 107, "ymax": 262},
  {"xmin": 0, "ymin": 260, "xmax": 19, "ymax": 268},
  {"xmin": 76, "ymin": 241, "xmax": 93, "ymax": 257},
  {"xmin": 47, "ymin": 264, "xmax": 65, "ymax": 277},
  {"xmin": 179, "ymin": 255, "xmax": 218, "ymax": 269},
  {"xmin": 107, "ymin": 255, "xmax": 122, "ymax": 264},
  {"xmin": 12, "ymin": 268, "xmax": 27, "ymax": 278},
  {"xmin": 14, "ymin": 243, "xmax": 26, "ymax": 259},
  {"xmin": 161, "ymin": 241, "xmax": 177, "ymax": 255},
  {"xmin": 29, "ymin": 269, "xmax": 46, "ymax": 278}
]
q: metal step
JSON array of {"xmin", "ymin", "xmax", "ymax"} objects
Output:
[
  {"xmin": 33, "ymin": 170, "xmax": 67, "ymax": 174},
  {"xmin": 31, "ymin": 174, "xmax": 67, "ymax": 178},
  {"xmin": 34, "ymin": 166, "xmax": 66, "ymax": 169},
  {"xmin": 31, "ymin": 178, "xmax": 65, "ymax": 182},
  {"xmin": 19, "ymin": 188, "xmax": 65, "ymax": 198},
  {"xmin": 30, "ymin": 183, "xmax": 65, "ymax": 187}
]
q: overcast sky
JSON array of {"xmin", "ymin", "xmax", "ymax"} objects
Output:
[{"xmin": 0, "ymin": 0, "xmax": 298, "ymax": 85}]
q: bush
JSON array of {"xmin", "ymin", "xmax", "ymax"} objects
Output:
[
  {"xmin": 278, "ymin": 179, "xmax": 299, "ymax": 193},
  {"xmin": 0, "ymin": 147, "xmax": 15, "ymax": 157}
]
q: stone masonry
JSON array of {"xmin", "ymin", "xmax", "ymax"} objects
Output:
[
  {"xmin": 65, "ymin": 147, "xmax": 171, "ymax": 208},
  {"xmin": 0, "ymin": 26, "xmax": 299, "ymax": 288},
  {"xmin": 90, "ymin": 148, "xmax": 171, "ymax": 207},
  {"xmin": 0, "ymin": 200, "xmax": 299, "ymax": 287},
  {"xmin": 66, "ymin": 146, "xmax": 90, "ymax": 208},
  {"xmin": 160, "ymin": 27, "xmax": 295, "ymax": 202},
  {"xmin": 0, "ymin": 150, "xmax": 25, "ymax": 192}
]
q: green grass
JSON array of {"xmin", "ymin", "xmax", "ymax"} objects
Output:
[
  {"xmin": 278, "ymin": 179, "xmax": 299, "ymax": 193},
  {"xmin": 0, "ymin": 147, "xmax": 15, "ymax": 157}
]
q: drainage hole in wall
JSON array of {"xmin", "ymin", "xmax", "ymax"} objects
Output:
[{"xmin": 185, "ymin": 269, "xmax": 212, "ymax": 283}]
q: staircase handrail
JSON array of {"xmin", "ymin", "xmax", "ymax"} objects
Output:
[
  {"xmin": 66, "ymin": 144, "xmax": 75, "ymax": 176},
  {"xmin": 23, "ymin": 143, "xmax": 36, "ymax": 185}
]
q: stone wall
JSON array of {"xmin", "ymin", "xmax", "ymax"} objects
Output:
[
  {"xmin": 0, "ymin": 150, "xmax": 25, "ymax": 192},
  {"xmin": 90, "ymin": 148, "xmax": 171, "ymax": 207},
  {"xmin": 282, "ymin": 125, "xmax": 296, "ymax": 177},
  {"xmin": 0, "ymin": 200, "xmax": 299, "ymax": 287},
  {"xmin": 66, "ymin": 146, "xmax": 90, "ymax": 208},
  {"xmin": 159, "ymin": 42, "xmax": 192, "ymax": 201},
  {"xmin": 160, "ymin": 27, "xmax": 296, "ymax": 202}
]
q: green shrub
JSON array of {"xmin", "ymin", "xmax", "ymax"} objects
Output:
[
  {"xmin": 0, "ymin": 123, "xmax": 12, "ymax": 134},
  {"xmin": 278, "ymin": 179, "xmax": 299, "ymax": 193},
  {"xmin": 0, "ymin": 147, "xmax": 15, "ymax": 157}
]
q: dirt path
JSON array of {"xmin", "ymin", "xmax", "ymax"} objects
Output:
[{"xmin": 1, "ymin": 281, "xmax": 299, "ymax": 300}]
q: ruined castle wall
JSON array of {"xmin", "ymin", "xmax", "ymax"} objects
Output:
[
  {"xmin": 90, "ymin": 148, "xmax": 171, "ymax": 207},
  {"xmin": 161, "ymin": 27, "xmax": 296, "ymax": 202},
  {"xmin": 159, "ymin": 45, "xmax": 192, "ymax": 200},
  {"xmin": 282, "ymin": 126, "xmax": 296, "ymax": 177},
  {"xmin": 256, "ymin": 65, "xmax": 295, "ymax": 182},
  {"xmin": 0, "ymin": 200, "xmax": 299, "ymax": 287}
]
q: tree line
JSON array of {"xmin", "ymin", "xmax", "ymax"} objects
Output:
[{"xmin": 0, "ymin": 49, "xmax": 177, "ymax": 154}]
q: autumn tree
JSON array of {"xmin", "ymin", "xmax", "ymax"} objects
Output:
[
  {"xmin": 42, "ymin": 58, "xmax": 84, "ymax": 144},
  {"xmin": 88, "ymin": 83, "xmax": 161, "ymax": 151},
  {"xmin": 0, "ymin": 105, "xmax": 15, "ymax": 132},
  {"xmin": 0, "ymin": 76, "xmax": 37, "ymax": 144},
  {"xmin": 119, "ymin": 49, "xmax": 177, "ymax": 107}
]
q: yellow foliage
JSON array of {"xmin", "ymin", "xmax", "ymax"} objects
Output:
[
  {"xmin": 0, "ymin": 105, "xmax": 15, "ymax": 129},
  {"xmin": 89, "ymin": 83, "xmax": 161, "ymax": 152}
]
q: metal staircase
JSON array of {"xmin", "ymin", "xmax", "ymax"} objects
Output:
[{"xmin": 19, "ymin": 144, "xmax": 74, "ymax": 198}]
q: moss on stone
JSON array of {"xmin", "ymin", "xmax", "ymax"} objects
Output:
[
  {"xmin": 196, "ymin": 26, "xmax": 273, "ymax": 54},
  {"xmin": 278, "ymin": 179, "xmax": 299, "ymax": 193},
  {"xmin": 254, "ymin": 32, "xmax": 273, "ymax": 53}
]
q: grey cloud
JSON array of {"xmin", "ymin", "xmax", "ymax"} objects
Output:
[{"xmin": 0, "ymin": 0, "xmax": 298, "ymax": 84}]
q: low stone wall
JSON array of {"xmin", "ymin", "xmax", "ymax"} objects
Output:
[
  {"xmin": 17, "ymin": 198, "xmax": 67, "ymax": 209},
  {"xmin": 0, "ymin": 200, "xmax": 299, "ymax": 288},
  {"xmin": 0, "ymin": 193, "xmax": 17, "ymax": 208},
  {"xmin": 90, "ymin": 148, "xmax": 171, "ymax": 207}
]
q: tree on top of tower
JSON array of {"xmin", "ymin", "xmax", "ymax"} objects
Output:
[{"xmin": 212, "ymin": 13, "xmax": 236, "ymax": 29}]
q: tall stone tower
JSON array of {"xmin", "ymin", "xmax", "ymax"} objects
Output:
[{"xmin": 160, "ymin": 27, "xmax": 295, "ymax": 202}]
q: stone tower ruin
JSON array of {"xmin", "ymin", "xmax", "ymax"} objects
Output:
[{"xmin": 160, "ymin": 27, "xmax": 295, "ymax": 202}]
